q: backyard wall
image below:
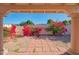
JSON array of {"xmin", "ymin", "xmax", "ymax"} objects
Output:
[
  {"xmin": 65, "ymin": 24, "xmax": 71, "ymax": 35},
  {"xmin": 16, "ymin": 24, "xmax": 71, "ymax": 36}
]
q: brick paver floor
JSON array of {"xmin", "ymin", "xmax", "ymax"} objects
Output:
[{"xmin": 4, "ymin": 35, "xmax": 70, "ymax": 55}]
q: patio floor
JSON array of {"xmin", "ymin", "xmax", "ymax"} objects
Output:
[{"xmin": 4, "ymin": 35, "xmax": 70, "ymax": 55}]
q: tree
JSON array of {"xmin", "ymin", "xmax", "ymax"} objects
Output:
[
  {"xmin": 63, "ymin": 20, "xmax": 69, "ymax": 25},
  {"xmin": 26, "ymin": 20, "xmax": 34, "ymax": 25},
  {"xmin": 47, "ymin": 19, "xmax": 52, "ymax": 25},
  {"xmin": 69, "ymin": 20, "xmax": 71, "ymax": 24},
  {"xmin": 19, "ymin": 20, "xmax": 34, "ymax": 26}
]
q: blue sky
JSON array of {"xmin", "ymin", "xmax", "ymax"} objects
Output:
[{"xmin": 3, "ymin": 13, "xmax": 71, "ymax": 24}]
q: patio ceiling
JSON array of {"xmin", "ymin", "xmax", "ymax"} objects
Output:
[{"xmin": 0, "ymin": 3, "xmax": 79, "ymax": 14}]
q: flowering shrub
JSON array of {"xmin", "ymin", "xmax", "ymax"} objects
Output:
[
  {"xmin": 22, "ymin": 25, "xmax": 44, "ymax": 37},
  {"xmin": 32, "ymin": 27, "xmax": 43, "ymax": 37},
  {"xmin": 35, "ymin": 27, "xmax": 43, "ymax": 33},
  {"xmin": 22, "ymin": 25, "xmax": 32, "ymax": 36},
  {"xmin": 54, "ymin": 22, "xmax": 67, "ymax": 35},
  {"xmin": 10, "ymin": 25, "xmax": 16, "ymax": 33},
  {"xmin": 48, "ymin": 21, "xmax": 67, "ymax": 35},
  {"xmin": 10, "ymin": 25, "xmax": 16, "ymax": 39}
]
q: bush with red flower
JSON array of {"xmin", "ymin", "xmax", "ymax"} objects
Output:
[
  {"xmin": 35, "ymin": 27, "xmax": 43, "ymax": 33},
  {"xmin": 33, "ymin": 27, "xmax": 43, "ymax": 37},
  {"xmin": 22, "ymin": 25, "xmax": 32, "ymax": 36},
  {"xmin": 10, "ymin": 24, "xmax": 16, "ymax": 39},
  {"xmin": 48, "ymin": 21, "xmax": 67, "ymax": 35}
]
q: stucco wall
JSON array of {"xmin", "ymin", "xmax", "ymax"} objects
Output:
[{"xmin": 65, "ymin": 24, "xmax": 71, "ymax": 35}]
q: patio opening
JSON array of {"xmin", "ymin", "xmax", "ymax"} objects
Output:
[{"xmin": 3, "ymin": 12, "xmax": 71, "ymax": 55}]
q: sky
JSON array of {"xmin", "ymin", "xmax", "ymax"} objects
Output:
[{"xmin": 3, "ymin": 13, "xmax": 71, "ymax": 24}]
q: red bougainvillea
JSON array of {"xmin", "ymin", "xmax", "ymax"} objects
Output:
[
  {"xmin": 53, "ymin": 22, "xmax": 65, "ymax": 28},
  {"xmin": 10, "ymin": 25, "xmax": 16, "ymax": 33},
  {"xmin": 35, "ymin": 27, "xmax": 43, "ymax": 33},
  {"xmin": 22, "ymin": 25, "xmax": 32, "ymax": 36},
  {"xmin": 34, "ymin": 27, "xmax": 43, "ymax": 37},
  {"xmin": 10, "ymin": 24, "xmax": 16, "ymax": 39},
  {"xmin": 51, "ymin": 22, "xmax": 67, "ymax": 35}
]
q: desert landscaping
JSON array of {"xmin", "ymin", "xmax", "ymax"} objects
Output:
[{"xmin": 3, "ymin": 19, "xmax": 71, "ymax": 55}]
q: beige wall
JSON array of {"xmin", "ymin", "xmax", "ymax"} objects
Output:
[
  {"xmin": 0, "ymin": 18, "xmax": 3, "ymax": 54},
  {"xmin": 70, "ymin": 13, "xmax": 79, "ymax": 54}
]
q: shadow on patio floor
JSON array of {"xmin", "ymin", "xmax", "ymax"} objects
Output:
[{"xmin": 34, "ymin": 34, "xmax": 71, "ymax": 43}]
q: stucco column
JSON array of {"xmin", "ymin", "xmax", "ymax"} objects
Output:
[
  {"xmin": 0, "ymin": 16, "xmax": 3, "ymax": 55},
  {"xmin": 71, "ymin": 13, "xmax": 79, "ymax": 54}
]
